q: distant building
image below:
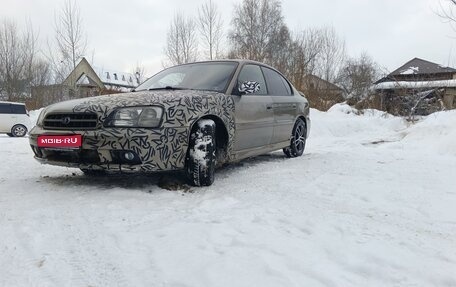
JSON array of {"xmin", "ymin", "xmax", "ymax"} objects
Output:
[
  {"xmin": 301, "ymin": 74, "xmax": 345, "ymax": 111},
  {"xmin": 30, "ymin": 58, "xmax": 140, "ymax": 109},
  {"xmin": 373, "ymin": 58, "xmax": 456, "ymax": 115},
  {"xmin": 64, "ymin": 57, "xmax": 139, "ymax": 92}
]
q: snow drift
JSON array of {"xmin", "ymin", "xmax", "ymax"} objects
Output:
[{"xmin": 0, "ymin": 104, "xmax": 455, "ymax": 287}]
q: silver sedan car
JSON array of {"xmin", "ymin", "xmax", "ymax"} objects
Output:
[{"xmin": 30, "ymin": 60, "xmax": 310, "ymax": 186}]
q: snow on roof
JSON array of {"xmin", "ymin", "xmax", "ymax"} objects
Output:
[
  {"xmin": 400, "ymin": 66, "xmax": 419, "ymax": 75},
  {"xmin": 373, "ymin": 79, "xmax": 456, "ymax": 90},
  {"xmin": 93, "ymin": 67, "xmax": 139, "ymax": 88}
]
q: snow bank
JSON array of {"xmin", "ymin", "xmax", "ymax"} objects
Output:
[
  {"xmin": 399, "ymin": 110, "xmax": 456, "ymax": 156},
  {"xmin": 29, "ymin": 108, "xmax": 43, "ymax": 126},
  {"xmin": 311, "ymin": 103, "xmax": 456, "ymax": 156},
  {"xmin": 310, "ymin": 104, "xmax": 406, "ymax": 143}
]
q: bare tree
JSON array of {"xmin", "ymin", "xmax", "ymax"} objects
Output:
[
  {"xmin": 48, "ymin": 0, "xmax": 87, "ymax": 83},
  {"xmin": 316, "ymin": 26, "xmax": 346, "ymax": 84},
  {"xmin": 228, "ymin": 0, "xmax": 284, "ymax": 62},
  {"xmin": 437, "ymin": 0, "xmax": 456, "ymax": 30},
  {"xmin": 165, "ymin": 13, "xmax": 198, "ymax": 65},
  {"xmin": 133, "ymin": 62, "xmax": 147, "ymax": 85},
  {"xmin": 30, "ymin": 59, "xmax": 52, "ymax": 87},
  {"xmin": 337, "ymin": 52, "xmax": 381, "ymax": 102},
  {"xmin": 286, "ymin": 28, "xmax": 324, "ymax": 90},
  {"xmin": 0, "ymin": 20, "xmax": 38, "ymax": 101},
  {"xmin": 198, "ymin": 0, "xmax": 223, "ymax": 60},
  {"xmin": 267, "ymin": 24, "xmax": 291, "ymax": 73}
]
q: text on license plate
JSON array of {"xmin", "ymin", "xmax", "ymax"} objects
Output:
[{"xmin": 37, "ymin": 135, "xmax": 82, "ymax": 148}]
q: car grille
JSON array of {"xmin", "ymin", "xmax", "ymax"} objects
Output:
[{"xmin": 43, "ymin": 113, "xmax": 98, "ymax": 130}]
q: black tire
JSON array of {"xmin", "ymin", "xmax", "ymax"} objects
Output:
[
  {"xmin": 11, "ymin": 124, "xmax": 27, "ymax": 137},
  {"xmin": 6, "ymin": 133, "xmax": 13, "ymax": 137},
  {"xmin": 186, "ymin": 119, "xmax": 216, "ymax": 186},
  {"xmin": 80, "ymin": 169, "xmax": 106, "ymax": 176},
  {"xmin": 283, "ymin": 118, "xmax": 306, "ymax": 158}
]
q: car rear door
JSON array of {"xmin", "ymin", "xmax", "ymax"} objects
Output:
[
  {"xmin": 261, "ymin": 67, "xmax": 297, "ymax": 144},
  {"xmin": 10, "ymin": 104, "xmax": 31, "ymax": 130},
  {"xmin": 0, "ymin": 103, "xmax": 13, "ymax": 133},
  {"xmin": 232, "ymin": 64, "xmax": 274, "ymax": 151}
]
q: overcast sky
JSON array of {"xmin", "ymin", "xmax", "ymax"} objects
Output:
[{"xmin": 1, "ymin": 0, "xmax": 455, "ymax": 77}]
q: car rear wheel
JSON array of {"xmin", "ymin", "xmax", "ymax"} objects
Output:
[
  {"xmin": 11, "ymin": 124, "xmax": 27, "ymax": 137},
  {"xmin": 186, "ymin": 119, "xmax": 216, "ymax": 186},
  {"xmin": 283, "ymin": 118, "xmax": 306, "ymax": 158}
]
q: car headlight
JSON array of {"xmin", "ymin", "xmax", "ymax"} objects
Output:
[{"xmin": 104, "ymin": 106, "xmax": 163, "ymax": 128}]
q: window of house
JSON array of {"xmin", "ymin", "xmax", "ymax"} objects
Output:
[
  {"xmin": 114, "ymin": 73, "xmax": 118, "ymax": 80},
  {"xmin": 106, "ymin": 72, "xmax": 110, "ymax": 80}
]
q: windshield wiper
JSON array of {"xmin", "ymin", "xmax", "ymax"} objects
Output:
[{"xmin": 148, "ymin": 86, "xmax": 187, "ymax": 91}]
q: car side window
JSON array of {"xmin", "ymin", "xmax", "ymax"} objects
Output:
[
  {"xmin": 280, "ymin": 76, "xmax": 292, "ymax": 95},
  {"xmin": 0, "ymin": 104, "xmax": 11, "ymax": 114},
  {"xmin": 262, "ymin": 67, "xmax": 292, "ymax": 96},
  {"xmin": 237, "ymin": 64, "xmax": 267, "ymax": 95},
  {"xmin": 10, "ymin": 104, "xmax": 26, "ymax": 114}
]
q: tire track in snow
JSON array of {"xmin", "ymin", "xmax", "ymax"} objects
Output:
[{"xmin": 58, "ymin": 212, "xmax": 130, "ymax": 286}]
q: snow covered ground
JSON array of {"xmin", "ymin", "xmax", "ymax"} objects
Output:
[{"xmin": 1, "ymin": 105, "xmax": 456, "ymax": 286}]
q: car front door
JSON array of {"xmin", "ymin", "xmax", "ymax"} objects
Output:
[
  {"xmin": 232, "ymin": 64, "xmax": 274, "ymax": 151},
  {"xmin": 261, "ymin": 67, "xmax": 297, "ymax": 144}
]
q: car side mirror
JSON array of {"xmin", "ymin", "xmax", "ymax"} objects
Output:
[{"xmin": 238, "ymin": 81, "xmax": 260, "ymax": 95}]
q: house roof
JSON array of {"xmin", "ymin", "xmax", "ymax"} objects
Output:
[
  {"xmin": 63, "ymin": 57, "xmax": 138, "ymax": 90},
  {"xmin": 93, "ymin": 67, "xmax": 139, "ymax": 88},
  {"xmin": 303, "ymin": 74, "xmax": 344, "ymax": 92},
  {"xmin": 388, "ymin": 58, "xmax": 456, "ymax": 77}
]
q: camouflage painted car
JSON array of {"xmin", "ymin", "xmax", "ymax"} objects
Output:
[{"xmin": 29, "ymin": 60, "xmax": 311, "ymax": 186}]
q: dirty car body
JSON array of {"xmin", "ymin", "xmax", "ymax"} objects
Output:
[{"xmin": 29, "ymin": 60, "xmax": 310, "ymax": 186}]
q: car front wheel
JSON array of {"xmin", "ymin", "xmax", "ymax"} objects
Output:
[
  {"xmin": 11, "ymin": 124, "xmax": 27, "ymax": 137},
  {"xmin": 283, "ymin": 118, "xmax": 306, "ymax": 158},
  {"xmin": 186, "ymin": 119, "xmax": 216, "ymax": 186}
]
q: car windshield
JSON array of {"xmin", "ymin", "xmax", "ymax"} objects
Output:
[{"xmin": 135, "ymin": 62, "xmax": 238, "ymax": 93}]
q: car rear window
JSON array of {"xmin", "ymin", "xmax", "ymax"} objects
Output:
[
  {"xmin": 10, "ymin": 104, "xmax": 26, "ymax": 114},
  {"xmin": 262, "ymin": 67, "xmax": 292, "ymax": 96}
]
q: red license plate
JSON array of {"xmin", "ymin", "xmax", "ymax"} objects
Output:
[{"xmin": 37, "ymin": 135, "xmax": 82, "ymax": 148}]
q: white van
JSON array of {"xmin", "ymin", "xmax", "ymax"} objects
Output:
[{"xmin": 0, "ymin": 101, "xmax": 32, "ymax": 137}]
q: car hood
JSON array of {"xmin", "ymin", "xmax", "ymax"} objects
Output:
[{"xmin": 43, "ymin": 89, "xmax": 226, "ymax": 120}]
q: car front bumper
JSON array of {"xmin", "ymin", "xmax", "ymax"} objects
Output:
[{"xmin": 29, "ymin": 126, "xmax": 190, "ymax": 172}]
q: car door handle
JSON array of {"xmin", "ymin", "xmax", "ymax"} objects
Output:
[{"xmin": 266, "ymin": 104, "xmax": 273, "ymax": 110}]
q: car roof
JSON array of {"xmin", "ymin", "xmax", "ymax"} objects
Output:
[
  {"xmin": 0, "ymin": 101, "xmax": 26, "ymax": 106},
  {"xmin": 180, "ymin": 59, "xmax": 286, "ymax": 77},
  {"xmin": 190, "ymin": 59, "xmax": 276, "ymax": 68}
]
